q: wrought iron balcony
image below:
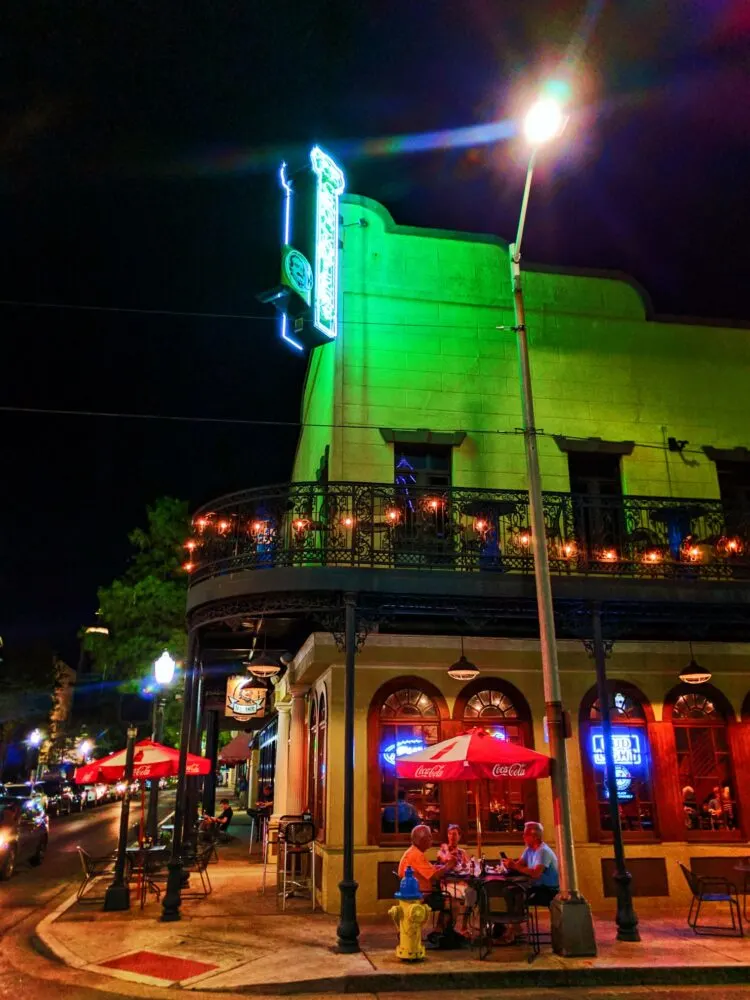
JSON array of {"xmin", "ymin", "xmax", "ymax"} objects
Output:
[{"xmin": 185, "ymin": 481, "xmax": 750, "ymax": 586}]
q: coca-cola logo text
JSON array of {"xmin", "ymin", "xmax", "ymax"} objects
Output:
[
  {"xmin": 491, "ymin": 763, "xmax": 527, "ymax": 777},
  {"xmin": 414, "ymin": 765, "xmax": 447, "ymax": 779}
]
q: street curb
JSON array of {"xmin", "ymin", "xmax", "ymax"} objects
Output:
[
  {"xmin": 34, "ymin": 889, "xmax": 88, "ymax": 970},
  {"xmin": 194, "ymin": 963, "xmax": 750, "ymax": 994}
]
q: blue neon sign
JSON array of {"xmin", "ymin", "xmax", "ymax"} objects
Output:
[
  {"xmin": 381, "ymin": 738, "xmax": 426, "ymax": 768},
  {"xmin": 590, "ymin": 727, "xmax": 643, "ymax": 770}
]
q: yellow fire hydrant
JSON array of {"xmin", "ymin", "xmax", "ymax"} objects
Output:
[{"xmin": 389, "ymin": 866, "xmax": 429, "ymax": 961}]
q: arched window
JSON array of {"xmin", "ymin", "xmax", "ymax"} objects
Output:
[
  {"xmin": 579, "ymin": 684, "xmax": 656, "ymax": 840},
  {"xmin": 667, "ymin": 685, "xmax": 737, "ymax": 838},
  {"xmin": 307, "ymin": 688, "xmax": 327, "ymax": 837},
  {"xmin": 370, "ymin": 680, "xmax": 445, "ymax": 843},
  {"xmin": 455, "ymin": 679, "xmax": 537, "ymax": 843}
]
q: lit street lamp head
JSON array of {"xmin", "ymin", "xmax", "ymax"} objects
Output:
[
  {"xmin": 154, "ymin": 650, "xmax": 176, "ymax": 686},
  {"xmin": 27, "ymin": 728, "xmax": 43, "ymax": 747},
  {"xmin": 523, "ymin": 97, "xmax": 565, "ymax": 146}
]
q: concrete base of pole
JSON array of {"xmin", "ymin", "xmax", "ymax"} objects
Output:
[
  {"xmin": 550, "ymin": 895, "xmax": 597, "ymax": 957},
  {"xmin": 103, "ymin": 882, "xmax": 130, "ymax": 912}
]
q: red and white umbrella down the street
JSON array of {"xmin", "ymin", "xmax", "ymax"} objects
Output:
[
  {"xmin": 395, "ymin": 727, "xmax": 551, "ymax": 782},
  {"xmin": 74, "ymin": 738, "xmax": 211, "ymax": 784}
]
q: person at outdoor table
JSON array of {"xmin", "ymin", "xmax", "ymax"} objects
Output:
[
  {"xmin": 398, "ymin": 823, "xmax": 457, "ymax": 892},
  {"xmin": 256, "ymin": 783, "xmax": 274, "ymax": 813},
  {"xmin": 506, "ymin": 820, "xmax": 560, "ymax": 907},
  {"xmin": 437, "ymin": 824, "xmax": 468, "ymax": 868},
  {"xmin": 204, "ymin": 798, "xmax": 233, "ymax": 834},
  {"xmin": 382, "ymin": 789, "xmax": 419, "ymax": 833}
]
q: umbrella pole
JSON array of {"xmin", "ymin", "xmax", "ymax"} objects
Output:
[{"xmin": 474, "ymin": 785, "xmax": 483, "ymax": 857}]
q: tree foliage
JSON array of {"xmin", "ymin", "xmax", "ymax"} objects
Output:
[{"xmin": 83, "ymin": 497, "xmax": 190, "ymax": 682}]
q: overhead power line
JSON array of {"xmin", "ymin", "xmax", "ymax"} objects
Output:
[{"xmin": 0, "ymin": 404, "xmax": 708, "ymax": 455}]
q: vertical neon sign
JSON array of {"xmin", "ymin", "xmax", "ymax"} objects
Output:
[
  {"xmin": 310, "ymin": 146, "xmax": 345, "ymax": 340},
  {"xmin": 278, "ymin": 161, "xmax": 304, "ymax": 352}
]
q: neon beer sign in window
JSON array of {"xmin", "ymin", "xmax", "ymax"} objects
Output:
[
  {"xmin": 589, "ymin": 728, "xmax": 643, "ymax": 770},
  {"xmin": 381, "ymin": 738, "xmax": 426, "ymax": 768}
]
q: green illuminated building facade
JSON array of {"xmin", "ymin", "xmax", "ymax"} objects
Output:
[
  {"xmin": 189, "ymin": 186, "xmax": 750, "ymax": 925},
  {"xmin": 295, "ymin": 193, "xmax": 749, "ymax": 500}
]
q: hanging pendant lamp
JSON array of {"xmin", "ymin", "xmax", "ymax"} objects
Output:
[
  {"xmin": 447, "ymin": 637, "xmax": 480, "ymax": 681},
  {"xmin": 679, "ymin": 640, "xmax": 712, "ymax": 685}
]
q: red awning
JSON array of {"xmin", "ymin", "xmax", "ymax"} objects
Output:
[{"xmin": 218, "ymin": 732, "xmax": 254, "ymax": 765}]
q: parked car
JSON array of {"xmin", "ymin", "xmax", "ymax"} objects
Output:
[
  {"xmin": 0, "ymin": 796, "xmax": 49, "ymax": 879},
  {"xmin": 3, "ymin": 782, "xmax": 48, "ymax": 812},
  {"xmin": 79, "ymin": 785, "xmax": 98, "ymax": 809},
  {"xmin": 35, "ymin": 780, "xmax": 75, "ymax": 817}
]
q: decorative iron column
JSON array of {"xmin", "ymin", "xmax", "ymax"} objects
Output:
[
  {"xmin": 161, "ymin": 632, "xmax": 197, "ymax": 923},
  {"xmin": 587, "ymin": 604, "xmax": 640, "ymax": 942},
  {"xmin": 337, "ymin": 593, "xmax": 360, "ymax": 953},
  {"xmin": 182, "ymin": 665, "xmax": 203, "ymax": 847},
  {"xmin": 104, "ymin": 726, "xmax": 138, "ymax": 911},
  {"xmin": 201, "ymin": 709, "xmax": 220, "ymax": 818}
]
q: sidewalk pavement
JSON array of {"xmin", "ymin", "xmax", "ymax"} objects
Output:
[{"xmin": 36, "ymin": 811, "xmax": 750, "ymax": 994}]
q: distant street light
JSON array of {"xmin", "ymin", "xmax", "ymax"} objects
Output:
[
  {"xmin": 27, "ymin": 729, "xmax": 43, "ymax": 747},
  {"xmin": 78, "ymin": 739, "xmax": 93, "ymax": 760},
  {"xmin": 154, "ymin": 651, "xmax": 176, "ymax": 686}
]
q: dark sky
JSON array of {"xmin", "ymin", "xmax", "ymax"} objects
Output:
[{"xmin": 2, "ymin": 1, "xmax": 749, "ymax": 660}]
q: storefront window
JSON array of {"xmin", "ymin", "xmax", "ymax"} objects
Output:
[
  {"xmin": 462, "ymin": 687, "xmax": 528, "ymax": 837},
  {"xmin": 378, "ymin": 686, "xmax": 441, "ymax": 838},
  {"xmin": 586, "ymin": 690, "xmax": 655, "ymax": 836},
  {"xmin": 307, "ymin": 690, "xmax": 327, "ymax": 836},
  {"xmin": 673, "ymin": 691, "xmax": 737, "ymax": 835},
  {"xmin": 258, "ymin": 716, "xmax": 278, "ymax": 802}
]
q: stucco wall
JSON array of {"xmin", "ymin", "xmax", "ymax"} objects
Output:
[{"xmin": 291, "ymin": 194, "xmax": 750, "ymax": 497}]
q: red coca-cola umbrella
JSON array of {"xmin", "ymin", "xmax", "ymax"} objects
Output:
[
  {"xmin": 395, "ymin": 728, "xmax": 551, "ymax": 853},
  {"xmin": 74, "ymin": 738, "xmax": 211, "ymax": 784}
]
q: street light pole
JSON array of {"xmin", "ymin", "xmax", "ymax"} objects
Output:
[
  {"xmin": 146, "ymin": 695, "xmax": 166, "ymax": 841},
  {"xmin": 506, "ymin": 116, "xmax": 596, "ymax": 955}
]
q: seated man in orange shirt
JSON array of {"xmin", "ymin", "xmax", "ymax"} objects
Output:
[{"xmin": 398, "ymin": 824, "xmax": 457, "ymax": 892}]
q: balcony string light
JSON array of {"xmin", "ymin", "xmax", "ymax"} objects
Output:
[
  {"xmin": 341, "ymin": 515, "xmax": 355, "ymax": 529},
  {"xmin": 385, "ymin": 508, "xmax": 401, "ymax": 524},
  {"xmin": 716, "ymin": 535, "xmax": 743, "ymax": 557}
]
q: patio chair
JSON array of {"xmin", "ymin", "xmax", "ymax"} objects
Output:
[
  {"xmin": 277, "ymin": 818, "xmax": 316, "ymax": 911},
  {"xmin": 76, "ymin": 846, "xmax": 118, "ymax": 901},
  {"xmin": 473, "ymin": 880, "xmax": 539, "ymax": 961},
  {"xmin": 678, "ymin": 863, "xmax": 744, "ymax": 937}
]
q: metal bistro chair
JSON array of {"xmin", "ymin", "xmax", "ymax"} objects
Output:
[
  {"xmin": 474, "ymin": 880, "xmax": 539, "ymax": 961},
  {"xmin": 76, "ymin": 847, "xmax": 117, "ymax": 901},
  {"xmin": 277, "ymin": 818, "xmax": 316, "ymax": 911},
  {"xmin": 679, "ymin": 863, "xmax": 744, "ymax": 937}
]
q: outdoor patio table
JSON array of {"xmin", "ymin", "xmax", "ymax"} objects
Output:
[
  {"xmin": 440, "ymin": 868, "xmax": 531, "ymax": 944},
  {"xmin": 733, "ymin": 863, "xmax": 750, "ymax": 920},
  {"xmin": 126, "ymin": 844, "xmax": 170, "ymax": 908}
]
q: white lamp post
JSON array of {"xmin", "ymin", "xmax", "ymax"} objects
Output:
[
  {"xmin": 147, "ymin": 651, "xmax": 176, "ymax": 841},
  {"xmin": 154, "ymin": 651, "xmax": 176, "ymax": 686},
  {"xmin": 505, "ymin": 88, "xmax": 596, "ymax": 956}
]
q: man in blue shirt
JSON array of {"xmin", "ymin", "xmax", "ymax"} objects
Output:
[{"xmin": 507, "ymin": 820, "xmax": 560, "ymax": 907}]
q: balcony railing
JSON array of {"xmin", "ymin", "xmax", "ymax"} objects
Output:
[{"xmin": 185, "ymin": 481, "xmax": 750, "ymax": 586}]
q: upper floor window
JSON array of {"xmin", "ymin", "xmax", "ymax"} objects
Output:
[
  {"xmin": 395, "ymin": 444, "xmax": 452, "ymax": 489},
  {"xmin": 568, "ymin": 452, "xmax": 623, "ymax": 553},
  {"xmin": 670, "ymin": 687, "xmax": 738, "ymax": 838},
  {"xmin": 580, "ymin": 685, "xmax": 656, "ymax": 839}
]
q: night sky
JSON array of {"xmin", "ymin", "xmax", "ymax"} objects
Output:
[{"xmin": 2, "ymin": 1, "xmax": 749, "ymax": 660}]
